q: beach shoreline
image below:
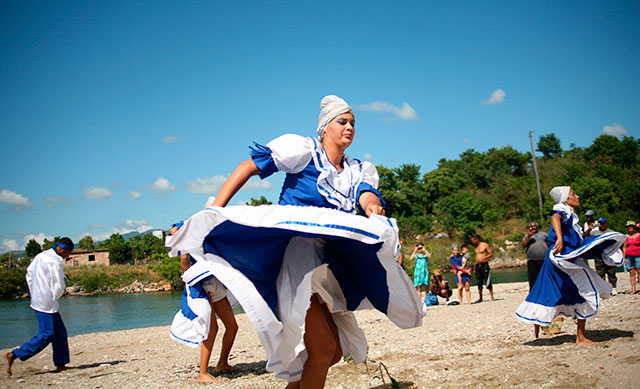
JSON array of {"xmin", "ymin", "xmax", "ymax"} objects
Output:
[{"xmin": 3, "ymin": 280, "xmax": 639, "ymax": 388}]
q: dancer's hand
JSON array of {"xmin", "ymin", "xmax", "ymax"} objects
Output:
[
  {"xmin": 365, "ymin": 203, "xmax": 385, "ymax": 217},
  {"xmin": 552, "ymin": 238, "xmax": 563, "ymax": 254}
]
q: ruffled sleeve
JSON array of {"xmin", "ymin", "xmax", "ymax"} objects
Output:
[
  {"xmin": 250, "ymin": 134, "xmax": 313, "ymax": 179},
  {"xmin": 355, "ymin": 161, "xmax": 387, "ymax": 213}
]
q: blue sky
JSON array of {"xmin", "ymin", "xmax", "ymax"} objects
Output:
[{"xmin": 1, "ymin": 1, "xmax": 638, "ymax": 252}]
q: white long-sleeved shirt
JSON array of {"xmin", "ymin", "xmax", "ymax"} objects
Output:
[{"xmin": 26, "ymin": 248, "xmax": 66, "ymax": 313}]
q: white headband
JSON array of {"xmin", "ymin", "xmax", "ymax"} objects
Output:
[
  {"xmin": 316, "ymin": 95, "xmax": 352, "ymax": 138},
  {"xmin": 549, "ymin": 186, "xmax": 571, "ymax": 204}
]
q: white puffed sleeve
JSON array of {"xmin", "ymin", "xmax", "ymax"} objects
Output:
[
  {"xmin": 250, "ymin": 134, "xmax": 313, "ymax": 178},
  {"xmin": 266, "ymin": 134, "xmax": 313, "ymax": 174},
  {"xmin": 360, "ymin": 161, "xmax": 380, "ymax": 188}
]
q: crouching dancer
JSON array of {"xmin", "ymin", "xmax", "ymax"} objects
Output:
[{"xmin": 5, "ymin": 238, "xmax": 74, "ymax": 376}]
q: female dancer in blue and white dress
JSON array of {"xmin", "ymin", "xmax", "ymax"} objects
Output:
[
  {"xmin": 166, "ymin": 95, "xmax": 422, "ymax": 388},
  {"xmin": 515, "ymin": 186, "xmax": 625, "ymax": 344}
]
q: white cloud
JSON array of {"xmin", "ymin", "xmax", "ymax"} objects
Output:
[
  {"xmin": 0, "ymin": 189, "xmax": 31, "ymax": 207},
  {"xmin": 602, "ymin": 123, "xmax": 628, "ymax": 139},
  {"xmin": 484, "ymin": 89, "xmax": 506, "ymax": 105},
  {"xmin": 151, "ymin": 177, "xmax": 176, "ymax": 191},
  {"xmin": 356, "ymin": 101, "xmax": 418, "ymax": 120},
  {"xmin": 162, "ymin": 136, "xmax": 178, "ymax": 144},
  {"xmin": 23, "ymin": 232, "xmax": 54, "ymax": 246},
  {"xmin": 121, "ymin": 219, "xmax": 148, "ymax": 228},
  {"xmin": 186, "ymin": 175, "xmax": 226, "ymax": 194},
  {"xmin": 363, "ymin": 153, "xmax": 373, "ymax": 161},
  {"xmin": 1, "ymin": 239, "xmax": 19, "ymax": 252},
  {"xmin": 84, "ymin": 187, "xmax": 113, "ymax": 200},
  {"xmin": 244, "ymin": 177, "xmax": 273, "ymax": 191},
  {"xmin": 129, "ymin": 191, "xmax": 142, "ymax": 200},
  {"xmin": 186, "ymin": 175, "xmax": 271, "ymax": 194}
]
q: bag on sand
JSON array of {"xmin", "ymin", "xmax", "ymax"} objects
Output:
[{"xmin": 424, "ymin": 293, "xmax": 438, "ymax": 306}]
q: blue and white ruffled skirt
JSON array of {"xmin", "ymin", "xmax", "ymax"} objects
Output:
[
  {"xmin": 166, "ymin": 205, "xmax": 423, "ymax": 382},
  {"xmin": 515, "ymin": 232, "xmax": 626, "ymax": 325}
]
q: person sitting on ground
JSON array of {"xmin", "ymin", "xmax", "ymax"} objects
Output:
[
  {"xmin": 624, "ymin": 221, "xmax": 640, "ymax": 294},
  {"xmin": 590, "ymin": 217, "xmax": 618, "ymax": 295},
  {"xmin": 429, "ymin": 270, "xmax": 452, "ymax": 301},
  {"xmin": 168, "ymin": 223, "xmax": 238, "ymax": 383},
  {"xmin": 449, "ymin": 246, "xmax": 472, "ymax": 304},
  {"xmin": 470, "ymin": 234, "xmax": 495, "ymax": 303},
  {"xmin": 5, "ymin": 238, "xmax": 74, "ymax": 376}
]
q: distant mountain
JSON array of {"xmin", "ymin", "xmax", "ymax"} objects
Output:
[{"xmin": 121, "ymin": 229, "xmax": 165, "ymax": 241}]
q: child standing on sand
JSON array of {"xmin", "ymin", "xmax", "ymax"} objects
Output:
[{"xmin": 450, "ymin": 246, "xmax": 472, "ymax": 304}]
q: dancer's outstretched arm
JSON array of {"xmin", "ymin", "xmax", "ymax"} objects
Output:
[
  {"xmin": 358, "ymin": 191, "xmax": 385, "ymax": 217},
  {"xmin": 212, "ymin": 159, "xmax": 260, "ymax": 207}
]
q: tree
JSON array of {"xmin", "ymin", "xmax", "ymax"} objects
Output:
[
  {"xmin": 434, "ymin": 193, "xmax": 486, "ymax": 235},
  {"xmin": 248, "ymin": 196, "xmax": 272, "ymax": 206},
  {"xmin": 100, "ymin": 234, "xmax": 131, "ymax": 264},
  {"xmin": 42, "ymin": 237, "xmax": 61, "ymax": 250},
  {"xmin": 129, "ymin": 234, "xmax": 166, "ymax": 263},
  {"xmin": 78, "ymin": 236, "xmax": 95, "ymax": 251},
  {"xmin": 25, "ymin": 239, "xmax": 42, "ymax": 258},
  {"xmin": 537, "ymin": 133, "xmax": 562, "ymax": 159}
]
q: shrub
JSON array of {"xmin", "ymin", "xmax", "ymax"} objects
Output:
[{"xmin": 0, "ymin": 268, "xmax": 27, "ymax": 299}]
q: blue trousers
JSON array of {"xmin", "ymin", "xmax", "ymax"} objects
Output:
[{"xmin": 12, "ymin": 310, "xmax": 70, "ymax": 366}]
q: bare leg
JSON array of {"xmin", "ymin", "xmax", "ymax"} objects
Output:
[
  {"xmin": 631, "ymin": 269, "xmax": 638, "ymax": 293},
  {"xmin": 464, "ymin": 283, "xmax": 471, "ymax": 304},
  {"xmin": 197, "ymin": 298, "xmax": 219, "ymax": 383},
  {"xmin": 457, "ymin": 284, "xmax": 463, "ymax": 302},
  {"xmin": 476, "ymin": 286, "xmax": 483, "ymax": 303},
  {"xmin": 298, "ymin": 294, "xmax": 342, "ymax": 389},
  {"xmin": 534, "ymin": 324, "xmax": 540, "ymax": 339},
  {"xmin": 488, "ymin": 286, "xmax": 495, "ymax": 301},
  {"xmin": 212, "ymin": 298, "xmax": 238, "ymax": 372},
  {"xmin": 5, "ymin": 351, "xmax": 15, "ymax": 376},
  {"xmin": 575, "ymin": 319, "xmax": 594, "ymax": 345}
]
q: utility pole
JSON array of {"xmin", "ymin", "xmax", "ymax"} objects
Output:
[{"xmin": 529, "ymin": 131, "xmax": 544, "ymax": 221}]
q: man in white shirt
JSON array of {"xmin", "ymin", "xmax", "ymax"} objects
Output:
[{"xmin": 5, "ymin": 238, "xmax": 74, "ymax": 376}]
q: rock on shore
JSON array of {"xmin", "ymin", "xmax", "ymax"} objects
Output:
[{"xmin": 3, "ymin": 280, "xmax": 639, "ymax": 388}]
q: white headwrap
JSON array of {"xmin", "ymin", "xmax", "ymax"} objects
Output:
[
  {"xmin": 316, "ymin": 95, "xmax": 352, "ymax": 138},
  {"xmin": 549, "ymin": 186, "xmax": 571, "ymax": 204}
]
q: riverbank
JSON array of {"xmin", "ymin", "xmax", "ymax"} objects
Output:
[{"xmin": 3, "ymin": 279, "xmax": 638, "ymax": 388}]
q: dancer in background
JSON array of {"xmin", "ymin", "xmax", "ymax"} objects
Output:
[
  {"xmin": 168, "ymin": 222, "xmax": 238, "ymax": 383},
  {"xmin": 5, "ymin": 238, "xmax": 74, "ymax": 376},
  {"xmin": 515, "ymin": 186, "xmax": 625, "ymax": 343},
  {"xmin": 166, "ymin": 95, "xmax": 422, "ymax": 388}
]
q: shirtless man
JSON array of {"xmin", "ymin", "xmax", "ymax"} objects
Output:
[{"xmin": 470, "ymin": 234, "xmax": 495, "ymax": 303}]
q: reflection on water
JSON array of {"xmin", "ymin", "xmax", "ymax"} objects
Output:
[{"xmin": 0, "ymin": 266, "xmax": 532, "ymax": 349}]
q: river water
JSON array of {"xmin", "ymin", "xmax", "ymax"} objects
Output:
[{"xmin": 0, "ymin": 266, "xmax": 531, "ymax": 349}]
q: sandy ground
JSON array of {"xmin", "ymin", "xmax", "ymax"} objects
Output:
[{"xmin": 2, "ymin": 279, "xmax": 639, "ymax": 389}]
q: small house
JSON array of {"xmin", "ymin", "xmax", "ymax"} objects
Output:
[{"xmin": 65, "ymin": 249, "xmax": 110, "ymax": 267}]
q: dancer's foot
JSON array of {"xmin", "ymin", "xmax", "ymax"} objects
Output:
[
  {"xmin": 472, "ymin": 299, "xmax": 482, "ymax": 304},
  {"xmin": 285, "ymin": 381, "xmax": 301, "ymax": 389},
  {"xmin": 576, "ymin": 336, "xmax": 595, "ymax": 345},
  {"xmin": 5, "ymin": 351, "xmax": 15, "ymax": 376},
  {"xmin": 196, "ymin": 373, "xmax": 218, "ymax": 383},
  {"xmin": 214, "ymin": 363, "xmax": 237, "ymax": 374},
  {"xmin": 54, "ymin": 365, "xmax": 67, "ymax": 373}
]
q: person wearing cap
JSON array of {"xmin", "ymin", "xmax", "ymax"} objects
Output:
[
  {"xmin": 582, "ymin": 210, "xmax": 599, "ymax": 237},
  {"xmin": 624, "ymin": 221, "xmax": 640, "ymax": 294},
  {"xmin": 590, "ymin": 217, "xmax": 618, "ymax": 295},
  {"xmin": 515, "ymin": 187, "xmax": 626, "ymax": 344},
  {"xmin": 5, "ymin": 238, "xmax": 74, "ymax": 376},
  {"xmin": 165, "ymin": 95, "xmax": 422, "ymax": 388}
]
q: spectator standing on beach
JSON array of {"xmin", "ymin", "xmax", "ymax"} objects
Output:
[
  {"xmin": 590, "ymin": 217, "xmax": 618, "ymax": 295},
  {"xmin": 521, "ymin": 222, "xmax": 548, "ymax": 290},
  {"xmin": 449, "ymin": 246, "xmax": 472, "ymax": 304},
  {"xmin": 411, "ymin": 243, "xmax": 430, "ymax": 301},
  {"xmin": 624, "ymin": 221, "xmax": 640, "ymax": 294},
  {"xmin": 582, "ymin": 209, "xmax": 598, "ymax": 237},
  {"xmin": 5, "ymin": 238, "xmax": 74, "ymax": 376},
  {"xmin": 470, "ymin": 234, "xmax": 495, "ymax": 303}
]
